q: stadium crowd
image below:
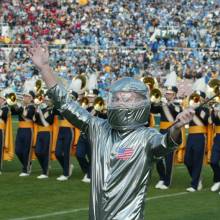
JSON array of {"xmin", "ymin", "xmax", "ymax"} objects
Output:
[{"xmin": 0, "ymin": 0, "xmax": 219, "ymax": 97}]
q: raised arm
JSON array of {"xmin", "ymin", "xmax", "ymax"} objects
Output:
[
  {"xmin": 28, "ymin": 44, "xmax": 92, "ymax": 132},
  {"xmin": 28, "ymin": 44, "xmax": 57, "ymax": 88}
]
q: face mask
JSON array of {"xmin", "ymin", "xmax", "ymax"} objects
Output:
[
  {"xmin": 108, "ymin": 91, "xmax": 148, "ymax": 109},
  {"xmin": 107, "ymin": 77, "xmax": 150, "ymax": 130}
]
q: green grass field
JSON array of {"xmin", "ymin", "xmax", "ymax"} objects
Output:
[{"xmin": 0, "ymin": 119, "xmax": 219, "ymax": 220}]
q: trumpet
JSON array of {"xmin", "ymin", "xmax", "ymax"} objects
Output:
[{"xmin": 150, "ymin": 88, "xmax": 162, "ymax": 103}]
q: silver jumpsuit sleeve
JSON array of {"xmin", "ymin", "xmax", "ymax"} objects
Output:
[
  {"xmin": 47, "ymin": 84, "xmax": 92, "ymax": 133},
  {"xmin": 149, "ymin": 129, "xmax": 182, "ymax": 159}
]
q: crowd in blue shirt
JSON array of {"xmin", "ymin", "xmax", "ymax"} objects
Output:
[{"xmin": 0, "ymin": 0, "xmax": 219, "ymax": 97}]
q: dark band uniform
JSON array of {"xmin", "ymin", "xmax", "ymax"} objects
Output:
[
  {"xmin": 0, "ymin": 103, "xmax": 10, "ymax": 171},
  {"xmin": 12, "ymin": 103, "xmax": 35, "ymax": 174},
  {"xmin": 210, "ymin": 108, "xmax": 220, "ymax": 184},
  {"xmin": 55, "ymin": 112, "xmax": 75, "ymax": 177},
  {"xmin": 184, "ymin": 101, "xmax": 209, "ymax": 190},
  {"xmin": 34, "ymin": 103, "xmax": 54, "ymax": 176},
  {"xmin": 151, "ymin": 89, "xmax": 182, "ymax": 187}
]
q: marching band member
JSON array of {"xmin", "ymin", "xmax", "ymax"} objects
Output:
[
  {"xmin": 55, "ymin": 90, "xmax": 78, "ymax": 181},
  {"xmin": 11, "ymin": 82, "xmax": 36, "ymax": 176},
  {"xmin": 209, "ymin": 102, "xmax": 220, "ymax": 192},
  {"xmin": 75, "ymin": 75, "xmax": 102, "ymax": 183},
  {"xmin": 76, "ymin": 95, "xmax": 92, "ymax": 183},
  {"xmin": 150, "ymin": 71, "xmax": 182, "ymax": 189},
  {"xmin": 34, "ymin": 91, "xmax": 55, "ymax": 179},
  {"xmin": 151, "ymin": 85, "xmax": 182, "ymax": 189},
  {"xmin": 0, "ymin": 89, "xmax": 13, "ymax": 174},
  {"xmin": 206, "ymin": 79, "xmax": 220, "ymax": 192},
  {"xmin": 77, "ymin": 89, "xmax": 107, "ymax": 183},
  {"xmin": 184, "ymin": 90, "xmax": 209, "ymax": 192}
]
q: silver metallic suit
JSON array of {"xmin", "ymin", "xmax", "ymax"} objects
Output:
[{"xmin": 47, "ymin": 77, "xmax": 181, "ymax": 220}]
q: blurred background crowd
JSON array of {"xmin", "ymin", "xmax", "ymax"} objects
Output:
[{"xmin": 0, "ymin": 0, "xmax": 219, "ymax": 98}]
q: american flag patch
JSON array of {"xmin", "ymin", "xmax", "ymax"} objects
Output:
[{"xmin": 116, "ymin": 147, "xmax": 134, "ymax": 160}]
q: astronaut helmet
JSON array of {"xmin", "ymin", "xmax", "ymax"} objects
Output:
[{"xmin": 107, "ymin": 77, "xmax": 150, "ymax": 130}]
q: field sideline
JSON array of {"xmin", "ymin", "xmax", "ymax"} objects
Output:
[{"xmin": 0, "ymin": 119, "xmax": 219, "ymax": 220}]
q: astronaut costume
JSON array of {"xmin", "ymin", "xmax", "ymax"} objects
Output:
[{"xmin": 47, "ymin": 77, "xmax": 181, "ymax": 220}]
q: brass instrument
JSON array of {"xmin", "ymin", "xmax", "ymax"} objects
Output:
[
  {"xmin": 80, "ymin": 96, "xmax": 89, "ymax": 109},
  {"xmin": 141, "ymin": 76, "xmax": 155, "ymax": 91},
  {"xmin": 34, "ymin": 79, "xmax": 45, "ymax": 105},
  {"xmin": 34, "ymin": 89, "xmax": 44, "ymax": 105},
  {"xmin": 93, "ymin": 97, "xmax": 105, "ymax": 112},
  {"xmin": 6, "ymin": 92, "xmax": 23, "ymax": 106},
  {"xmin": 150, "ymin": 88, "xmax": 162, "ymax": 103},
  {"xmin": 188, "ymin": 92, "xmax": 201, "ymax": 106},
  {"xmin": 35, "ymin": 79, "xmax": 43, "ymax": 94}
]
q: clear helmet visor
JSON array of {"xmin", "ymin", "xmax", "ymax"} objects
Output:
[{"xmin": 107, "ymin": 91, "xmax": 149, "ymax": 109}]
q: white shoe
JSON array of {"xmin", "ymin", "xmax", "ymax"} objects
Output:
[
  {"xmin": 197, "ymin": 181, "xmax": 203, "ymax": 191},
  {"xmin": 37, "ymin": 174, "xmax": 48, "ymax": 179},
  {"xmin": 158, "ymin": 184, "xmax": 169, "ymax": 190},
  {"xmin": 57, "ymin": 175, "xmax": 68, "ymax": 181},
  {"xmin": 186, "ymin": 187, "xmax": 196, "ymax": 192},
  {"xmin": 82, "ymin": 174, "xmax": 91, "ymax": 183},
  {"xmin": 19, "ymin": 172, "xmax": 30, "ymax": 177},
  {"xmin": 211, "ymin": 182, "xmax": 220, "ymax": 192},
  {"xmin": 155, "ymin": 180, "xmax": 164, "ymax": 189},
  {"xmin": 69, "ymin": 164, "xmax": 74, "ymax": 177}
]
